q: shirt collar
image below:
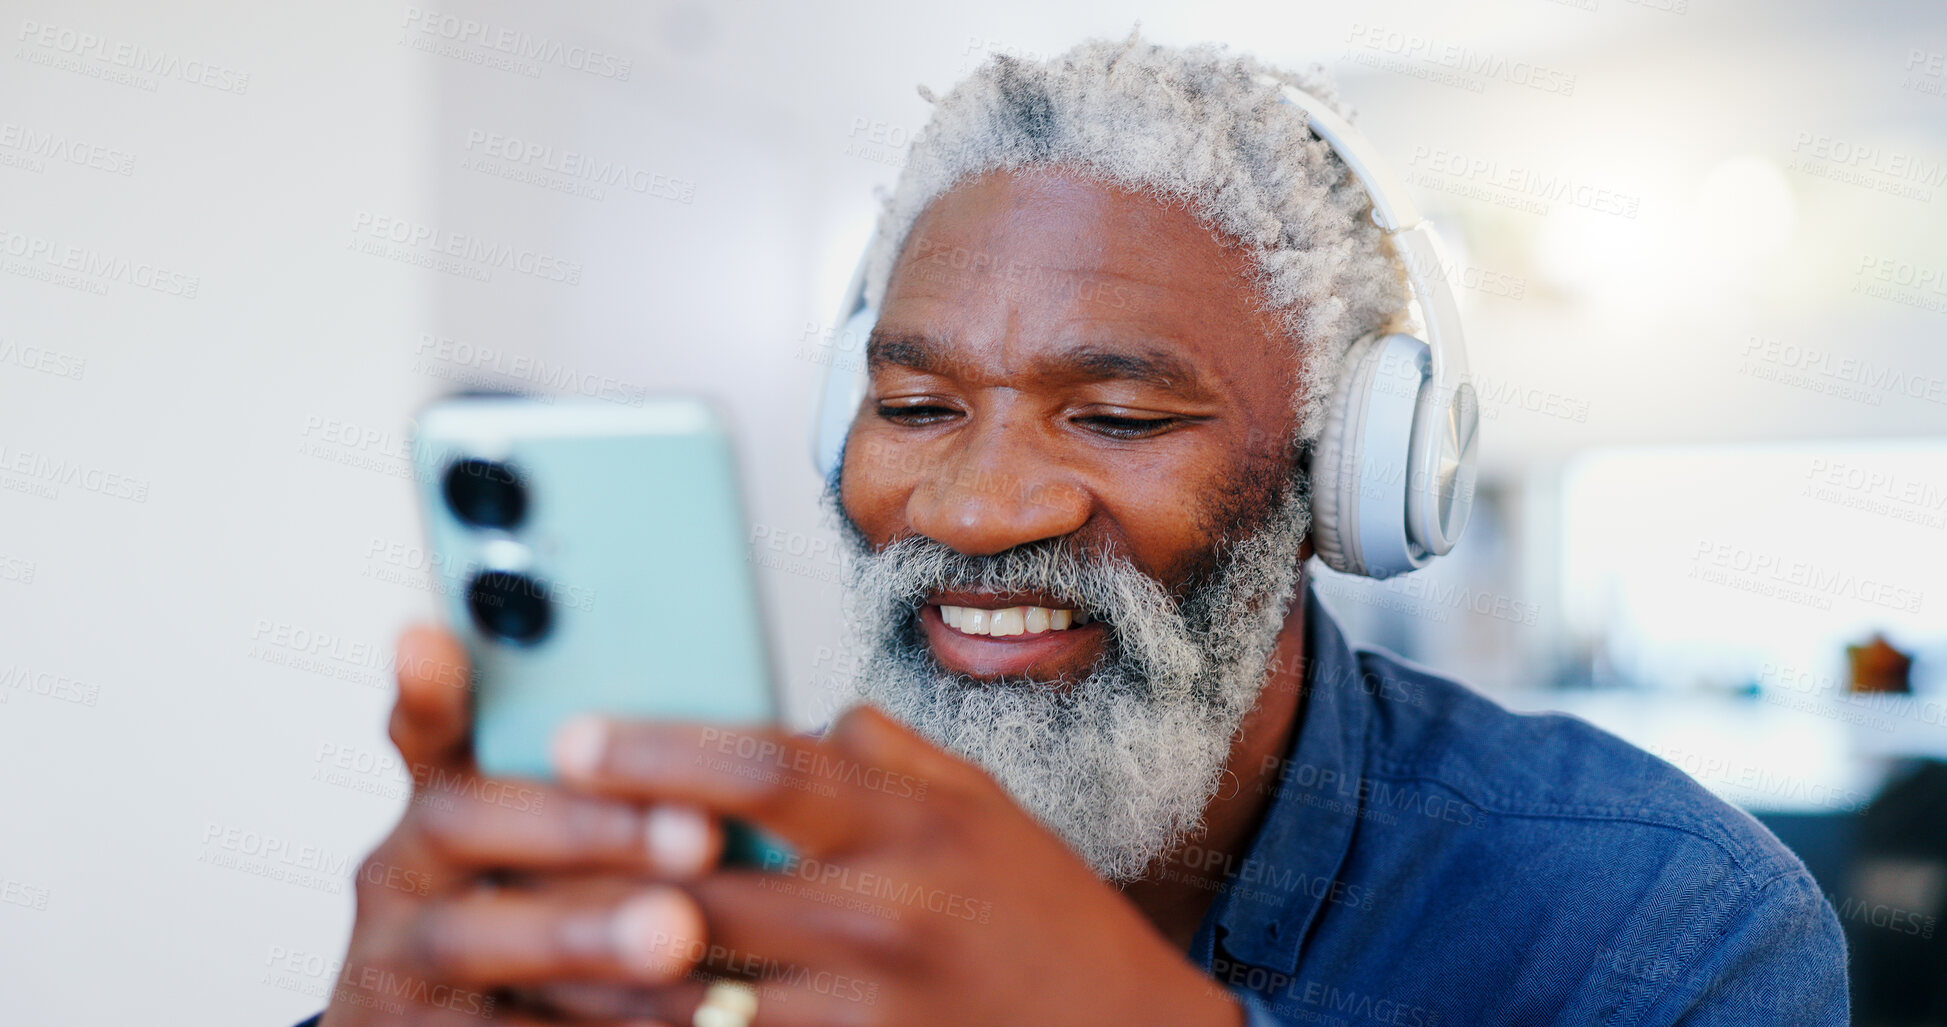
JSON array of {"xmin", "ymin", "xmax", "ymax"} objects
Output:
[{"xmin": 1191, "ymin": 575, "xmax": 1370, "ymax": 972}]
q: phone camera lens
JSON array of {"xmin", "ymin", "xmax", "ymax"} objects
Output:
[
  {"xmin": 443, "ymin": 459, "xmax": 527, "ymax": 529},
  {"xmin": 466, "ymin": 570, "xmax": 553, "ymax": 645}
]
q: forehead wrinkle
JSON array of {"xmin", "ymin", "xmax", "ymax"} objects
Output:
[
  {"xmin": 869, "ymin": 326, "xmax": 1223, "ymax": 403},
  {"xmin": 1032, "ymin": 342, "xmax": 1213, "ymax": 398},
  {"xmin": 865, "ymin": 332, "xmax": 937, "ymax": 372}
]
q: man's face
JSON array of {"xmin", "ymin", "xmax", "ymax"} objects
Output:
[
  {"xmin": 840, "ymin": 167, "xmax": 1304, "ymax": 676},
  {"xmin": 831, "ymin": 167, "xmax": 1315, "ymax": 880}
]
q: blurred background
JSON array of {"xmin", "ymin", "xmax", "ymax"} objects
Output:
[{"xmin": 2, "ymin": 0, "xmax": 1942, "ymax": 1021}]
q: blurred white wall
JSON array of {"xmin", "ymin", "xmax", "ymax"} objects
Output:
[{"xmin": 2, "ymin": 0, "xmax": 1942, "ymax": 1022}]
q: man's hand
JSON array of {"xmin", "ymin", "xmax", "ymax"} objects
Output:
[
  {"xmin": 318, "ymin": 626, "xmax": 727, "ymax": 1027},
  {"xmin": 538, "ymin": 705, "xmax": 1245, "ymax": 1027}
]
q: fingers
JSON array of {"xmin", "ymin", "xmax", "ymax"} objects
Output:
[
  {"xmin": 686, "ymin": 869, "xmax": 917, "ymax": 981},
  {"xmin": 551, "ymin": 718, "xmax": 867, "ymax": 857},
  {"xmin": 825, "ymin": 704, "xmax": 970, "ymax": 787},
  {"xmin": 388, "ymin": 624, "xmax": 473, "ymax": 772},
  {"xmin": 550, "ymin": 711, "xmax": 938, "ymax": 858},
  {"xmin": 535, "ymin": 977, "xmax": 872, "ymax": 1027},
  {"xmin": 371, "ymin": 1006, "xmax": 652, "ymax": 1027},
  {"xmin": 413, "ymin": 789, "xmax": 721, "ymax": 880},
  {"xmin": 407, "ymin": 884, "xmax": 708, "ymax": 989},
  {"xmin": 532, "ymin": 980, "xmax": 705, "ymax": 1023}
]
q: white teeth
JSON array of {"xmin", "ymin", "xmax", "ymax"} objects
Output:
[{"xmin": 937, "ymin": 604, "xmax": 1089, "ymax": 637}]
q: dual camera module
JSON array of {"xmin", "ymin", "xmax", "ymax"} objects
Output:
[{"xmin": 442, "ymin": 458, "xmax": 552, "ymax": 645}]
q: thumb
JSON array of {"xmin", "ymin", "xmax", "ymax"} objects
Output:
[{"xmin": 387, "ymin": 623, "xmax": 473, "ymax": 773}]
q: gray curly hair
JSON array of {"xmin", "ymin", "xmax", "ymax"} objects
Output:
[{"xmin": 861, "ymin": 29, "xmax": 1411, "ymax": 446}]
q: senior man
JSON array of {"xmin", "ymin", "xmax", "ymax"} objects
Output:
[{"xmin": 299, "ymin": 33, "xmax": 1847, "ymax": 1027}]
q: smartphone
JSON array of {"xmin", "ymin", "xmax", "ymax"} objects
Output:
[{"xmin": 409, "ymin": 394, "xmax": 788, "ymax": 865}]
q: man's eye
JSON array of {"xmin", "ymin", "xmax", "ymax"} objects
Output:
[
  {"xmin": 1076, "ymin": 414, "xmax": 1178, "ymax": 439},
  {"xmin": 878, "ymin": 404, "xmax": 959, "ymax": 426}
]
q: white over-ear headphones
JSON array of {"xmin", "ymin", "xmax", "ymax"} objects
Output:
[{"xmin": 810, "ymin": 76, "xmax": 1480, "ymax": 580}]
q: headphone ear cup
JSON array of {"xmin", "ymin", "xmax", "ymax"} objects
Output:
[
  {"xmin": 1309, "ymin": 332, "xmax": 1435, "ymax": 579},
  {"xmin": 811, "ymin": 306, "xmax": 876, "ymax": 479},
  {"xmin": 1309, "ymin": 335, "xmax": 1379, "ymax": 577}
]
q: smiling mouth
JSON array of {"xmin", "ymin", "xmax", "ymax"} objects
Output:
[
  {"xmin": 917, "ymin": 596, "xmax": 1109, "ymax": 682},
  {"xmin": 938, "ymin": 604, "xmax": 1094, "ymax": 637}
]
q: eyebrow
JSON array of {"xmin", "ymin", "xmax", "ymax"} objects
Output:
[{"xmin": 866, "ymin": 332, "xmax": 1210, "ymax": 396}]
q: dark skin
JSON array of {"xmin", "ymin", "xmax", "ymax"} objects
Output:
[{"xmin": 320, "ymin": 167, "xmax": 1314, "ymax": 1026}]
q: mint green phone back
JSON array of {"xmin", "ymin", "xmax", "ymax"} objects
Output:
[{"xmin": 411, "ymin": 397, "xmax": 777, "ymax": 781}]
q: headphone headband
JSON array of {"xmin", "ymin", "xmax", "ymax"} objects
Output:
[{"xmin": 1254, "ymin": 75, "xmax": 1471, "ymax": 410}]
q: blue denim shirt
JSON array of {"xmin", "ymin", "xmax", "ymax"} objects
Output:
[{"xmin": 1193, "ymin": 580, "xmax": 1849, "ymax": 1026}]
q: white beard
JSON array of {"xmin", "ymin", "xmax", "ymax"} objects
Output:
[{"xmin": 829, "ymin": 472, "xmax": 1311, "ymax": 882}]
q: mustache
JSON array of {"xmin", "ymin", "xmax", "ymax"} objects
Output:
[
  {"xmin": 823, "ymin": 463, "xmax": 1165, "ymax": 622},
  {"xmin": 847, "ymin": 532, "xmax": 1203, "ymax": 685},
  {"xmin": 853, "ymin": 534, "xmax": 1116, "ymax": 609}
]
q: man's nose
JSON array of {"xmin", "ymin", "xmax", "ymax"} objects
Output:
[{"xmin": 904, "ymin": 418, "xmax": 1090, "ymax": 556}]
